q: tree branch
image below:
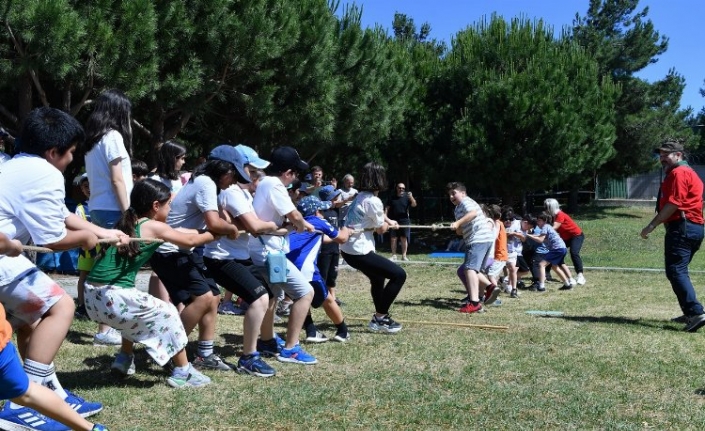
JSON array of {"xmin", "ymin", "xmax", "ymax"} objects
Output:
[
  {"xmin": 5, "ymin": 22, "xmax": 49, "ymax": 107},
  {"xmin": 132, "ymin": 118, "xmax": 152, "ymax": 139},
  {"xmin": 0, "ymin": 103, "xmax": 18, "ymax": 128}
]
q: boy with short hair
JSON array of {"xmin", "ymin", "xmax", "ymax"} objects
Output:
[
  {"xmin": 0, "ymin": 107, "xmax": 125, "ymax": 426},
  {"xmin": 249, "ymin": 146, "xmax": 318, "ymax": 365},
  {"xmin": 447, "ymin": 182, "xmax": 495, "ymax": 313}
]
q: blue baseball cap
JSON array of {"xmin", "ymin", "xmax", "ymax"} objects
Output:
[
  {"xmin": 209, "ymin": 145, "xmax": 251, "ymax": 183},
  {"xmin": 234, "ymin": 144, "xmax": 270, "ymax": 169},
  {"xmin": 297, "ymin": 195, "xmax": 331, "ymax": 216},
  {"xmin": 318, "ymin": 185, "xmax": 341, "ymax": 202}
]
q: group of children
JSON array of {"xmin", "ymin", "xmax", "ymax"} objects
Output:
[{"xmin": 447, "ymin": 182, "xmax": 586, "ymax": 314}]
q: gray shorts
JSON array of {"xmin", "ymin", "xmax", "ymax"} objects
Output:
[
  {"xmin": 255, "ymin": 259, "xmax": 312, "ymax": 301},
  {"xmin": 462, "ymin": 242, "xmax": 492, "ymax": 272}
]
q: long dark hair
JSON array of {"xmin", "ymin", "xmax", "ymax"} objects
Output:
[
  {"xmin": 84, "ymin": 89, "xmax": 133, "ymax": 154},
  {"xmin": 357, "ymin": 162, "xmax": 387, "ymax": 192},
  {"xmin": 115, "ymin": 179, "xmax": 170, "ymax": 258},
  {"xmin": 156, "ymin": 140, "xmax": 186, "ymax": 180},
  {"xmin": 192, "ymin": 159, "xmax": 242, "ymax": 189}
]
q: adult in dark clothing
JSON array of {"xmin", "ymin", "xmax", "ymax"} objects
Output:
[{"xmin": 385, "ymin": 183, "xmax": 416, "ymax": 261}]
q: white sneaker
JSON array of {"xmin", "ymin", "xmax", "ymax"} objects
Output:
[
  {"xmin": 390, "ymin": 255, "xmax": 398, "ymax": 261},
  {"xmin": 305, "ymin": 331, "xmax": 328, "ymax": 343},
  {"xmin": 569, "ymin": 278, "xmax": 577, "ymax": 287},
  {"xmin": 504, "ymin": 285, "xmax": 513, "ymax": 295},
  {"xmin": 576, "ymin": 273, "xmax": 586, "ymax": 285},
  {"xmin": 93, "ymin": 327, "xmax": 122, "ymax": 346}
]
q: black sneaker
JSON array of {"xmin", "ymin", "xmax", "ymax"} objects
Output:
[
  {"xmin": 74, "ymin": 304, "xmax": 89, "ymax": 320},
  {"xmin": 369, "ymin": 314, "xmax": 402, "ymax": 333},
  {"xmin": 517, "ymin": 280, "xmax": 527, "ymax": 290},
  {"xmin": 510, "ymin": 289, "xmax": 518, "ymax": 298},
  {"xmin": 685, "ymin": 314, "xmax": 705, "ymax": 332},
  {"xmin": 257, "ymin": 338, "xmax": 282, "ymax": 357},
  {"xmin": 559, "ymin": 283, "xmax": 573, "ymax": 291}
]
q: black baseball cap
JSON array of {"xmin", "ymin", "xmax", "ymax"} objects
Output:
[
  {"xmin": 654, "ymin": 141, "xmax": 684, "ymax": 154},
  {"xmin": 269, "ymin": 146, "xmax": 309, "ymax": 173}
]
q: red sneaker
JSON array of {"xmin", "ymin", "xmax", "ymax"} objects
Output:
[
  {"xmin": 483, "ymin": 284, "xmax": 500, "ymax": 305},
  {"xmin": 459, "ymin": 302, "xmax": 483, "ymax": 313}
]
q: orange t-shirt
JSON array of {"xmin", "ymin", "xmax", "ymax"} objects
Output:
[
  {"xmin": 494, "ymin": 221, "xmax": 508, "ymax": 261},
  {"xmin": 0, "ymin": 302, "xmax": 12, "ymax": 351}
]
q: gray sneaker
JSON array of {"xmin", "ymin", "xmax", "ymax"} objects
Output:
[
  {"xmin": 192, "ymin": 353, "xmax": 233, "ymax": 371},
  {"xmin": 110, "ymin": 352, "xmax": 135, "ymax": 377},
  {"xmin": 671, "ymin": 315, "xmax": 688, "ymax": 324},
  {"xmin": 685, "ymin": 314, "xmax": 705, "ymax": 332},
  {"xmin": 167, "ymin": 364, "xmax": 211, "ymax": 388}
]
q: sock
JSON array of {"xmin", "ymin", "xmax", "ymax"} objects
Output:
[
  {"xmin": 20, "ymin": 360, "xmax": 67, "ymax": 406},
  {"xmin": 303, "ymin": 314, "xmax": 316, "ymax": 335},
  {"xmin": 335, "ymin": 320, "xmax": 348, "ymax": 336},
  {"xmin": 197, "ymin": 340, "xmax": 214, "ymax": 358},
  {"xmin": 470, "ymin": 301, "xmax": 480, "ymax": 306},
  {"xmin": 172, "ymin": 364, "xmax": 190, "ymax": 377},
  {"xmin": 539, "ymin": 283, "xmax": 545, "ymax": 288}
]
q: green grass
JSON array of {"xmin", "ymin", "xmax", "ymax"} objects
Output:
[{"xmin": 44, "ymin": 206, "xmax": 705, "ymax": 429}]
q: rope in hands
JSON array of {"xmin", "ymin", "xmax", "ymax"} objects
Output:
[{"xmin": 21, "ymin": 237, "xmax": 164, "ymax": 254}]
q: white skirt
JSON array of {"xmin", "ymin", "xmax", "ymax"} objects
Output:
[{"xmin": 84, "ymin": 284, "xmax": 188, "ymax": 366}]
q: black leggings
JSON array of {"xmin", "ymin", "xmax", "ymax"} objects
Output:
[{"xmin": 341, "ymin": 251, "xmax": 406, "ymax": 315}]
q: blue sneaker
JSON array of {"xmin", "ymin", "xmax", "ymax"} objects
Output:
[
  {"xmin": 258, "ymin": 337, "xmax": 283, "ymax": 358},
  {"xmin": 277, "ymin": 344, "xmax": 318, "ymax": 365},
  {"xmin": 0, "ymin": 404, "xmax": 71, "ymax": 431},
  {"xmin": 274, "ymin": 333, "xmax": 286, "ymax": 348},
  {"xmin": 63, "ymin": 391, "xmax": 103, "ymax": 417},
  {"xmin": 92, "ymin": 425, "xmax": 109, "ymax": 431},
  {"xmin": 237, "ymin": 353, "xmax": 276, "ymax": 377}
]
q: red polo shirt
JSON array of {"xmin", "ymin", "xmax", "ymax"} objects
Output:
[{"xmin": 660, "ymin": 164, "xmax": 704, "ymax": 224}]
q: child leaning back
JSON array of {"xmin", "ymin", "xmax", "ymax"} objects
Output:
[
  {"xmin": 84, "ymin": 179, "xmax": 220, "ymax": 388},
  {"xmin": 447, "ymin": 182, "xmax": 495, "ymax": 314}
]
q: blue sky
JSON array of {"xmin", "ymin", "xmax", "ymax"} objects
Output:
[{"xmin": 337, "ymin": 1, "xmax": 704, "ymax": 113}]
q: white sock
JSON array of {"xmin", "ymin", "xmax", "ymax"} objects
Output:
[
  {"xmin": 172, "ymin": 364, "xmax": 190, "ymax": 377},
  {"xmin": 197, "ymin": 340, "xmax": 214, "ymax": 358},
  {"xmin": 23, "ymin": 359, "xmax": 68, "ymax": 399}
]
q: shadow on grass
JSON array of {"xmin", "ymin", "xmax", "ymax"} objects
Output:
[
  {"xmin": 395, "ymin": 297, "xmax": 460, "ymax": 311},
  {"xmin": 56, "ymin": 352, "xmax": 162, "ymax": 389},
  {"xmin": 553, "ymin": 314, "xmax": 680, "ymax": 331},
  {"xmin": 575, "ymin": 206, "xmax": 646, "ymax": 221},
  {"xmin": 65, "ymin": 329, "xmax": 94, "ymax": 346}
]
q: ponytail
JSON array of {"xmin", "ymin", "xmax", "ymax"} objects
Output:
[{"xmin": 115, "ymin": 207, "xmax": 140, "ymax": 258}]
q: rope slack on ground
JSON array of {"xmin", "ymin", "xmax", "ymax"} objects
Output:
[
  {"xmin": 346, "ymin": 316, "xmax": 508, "ymax": 331},
  {"xmin": 21, "ymin": 237, "xmax": 164, "ymax": 254}
]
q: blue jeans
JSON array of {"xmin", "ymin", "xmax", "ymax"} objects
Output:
[
  {"xmin": 89, "ymin": 210, "xmax": 122, "ymax": 229},
  {"xmin": 664, "ymin": 220, "xmax": 704, "ymax": 316}
]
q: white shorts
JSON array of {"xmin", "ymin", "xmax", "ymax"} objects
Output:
[
  {"xmin": 0, "ymin": 268, "xmax": 66, "ymax": 329},
  {"xmin": 507, "ymin": 252, "xmax": 518, "ymax": 265},
  {"xmin": 487, "ymin": 260, "xmax": 507, "ymax": 278},
  {"xmin": 255, "ymin": 260, "xmax": 313, "ymax": 301},
  {"xmin": 84, "ymin": 284, "xmax": 188, "ymax": 366}
]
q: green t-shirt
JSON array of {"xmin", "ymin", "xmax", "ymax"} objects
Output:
[{"xmin": 86, "ymin": 220, "xmax": 161, "ymax": 288}]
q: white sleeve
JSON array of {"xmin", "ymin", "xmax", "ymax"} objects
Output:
[
  {"xmin": 271, "ymin": 183, "xmax": 296, "ymax": 217},
  {"xmin": 195, "ymin": 177, "xmax": 219, "ymax": 213},
  {"xmin": 22, "ymin": 171, "xmax": 69, "ymax": 245},
  {"xmin": 102, "ymin": 130, "xmax": 128, "ymax": 163}
]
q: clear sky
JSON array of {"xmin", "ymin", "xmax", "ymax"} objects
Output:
[{"xmin": 337, "ymin": 0, "xmax": 704, "ymax": 113}]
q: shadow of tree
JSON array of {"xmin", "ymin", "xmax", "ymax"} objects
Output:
[{"xmin": 554, "ymin": 314, "xmax": 679, "ymax": 331}]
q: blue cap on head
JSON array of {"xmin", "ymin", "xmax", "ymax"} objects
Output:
[
  {"xmin": 318, "ymin": 185, "xmax": 341, "ymax": 202},
  {"xmin": 234, "ymin": 144, "xmax": 270, "ymax": 169},
  {"xmin": 209, "ymin": 145, "xmax": 251, "ymax": 183},
  {"xmin": 297, "ymin": 195, "xmax": 331, "ymax": 217}
]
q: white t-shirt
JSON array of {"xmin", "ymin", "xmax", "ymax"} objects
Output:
[
  {"xmin": 248, "ymin": 176, "xmax": 295, "ymax": 266},
  {"xmin": 340, "ymin": 191, "xmax": 384, "ymax": 256},
  {"xmin": 204, "ymin": 184, "xmax": 252, "ymax": 261},
  {"xmin": 0, "ymin": 152, "xmax": 10, "ymax": 164},
  {"xmin": 149, "ymin": 173, "xmax": 183, "ymax": 195},
  {"xmin": 455, "ymin": 196, "xmax": 494, "ymax": 245},
  {"xmin": 0, "ymin": 154, "xmax": 69, "ymax": 284},
  {"xmin": 85, "ymin": 130, "xmax": 133, "ymax": 211},
  {"xmin": 157, "ymin": 175, "xmax": 219, "ymax": 254}
]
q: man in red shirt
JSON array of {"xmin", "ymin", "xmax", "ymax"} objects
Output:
[{"xmin": 640, "ymin": 140, "xmax": 705, "ymax": 332}]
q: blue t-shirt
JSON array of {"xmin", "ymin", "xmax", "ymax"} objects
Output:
[
  {"xmin": 535, "ymin": 224, "xmax": 566, "ymax": 254},
  {"xmin": 287, "ymin": 215, "xmax": 339, "ymax": 283}
]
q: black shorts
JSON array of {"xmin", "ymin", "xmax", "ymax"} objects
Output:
[
  {"xmin": 390, "ymin": 218, "xmax": 411, "ymax": 239},
  {"xmin": 150, "ymin": 251, "xmax": 220, "ymax": 306},
  {"xmin": 317, "ymin": 252, "xmax": 339, "ymax": 288},
  {"xmin": 204, "ymin": 257, "xmax": 271, "ymax": 304}
]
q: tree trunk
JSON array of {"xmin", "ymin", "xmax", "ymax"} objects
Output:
[{"xmin": 18, "ymin": 73, "xmax": 33, "ymax": 127}]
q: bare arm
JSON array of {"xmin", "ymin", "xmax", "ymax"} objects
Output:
[
  {"xmin": 109, "ymin": 158, "xmax": 129, "ymax": 212},
  {"xmin": 233, "ymin": 211, "xmax": 279, "ymax": 234},
  {"xmin": 286, "ymin": 209, "xmax": 315, "ymax": 233},
  {"xmin": 450, "ymin": 210, "xmax": 477, "ymax": 231},
  {"xmin": 143, "ymin": 220, "xmax": 218, "ymax": 248},
  {"xmin": 332, "ymin": 226, "xmax": 350, "ymax": 244},
  {"xmin": 0, "ymin": 233, "xmax": 23, "ymax": 257},
  {"xmin": 641, "ymin": 202, "xmax": 679, "ymax": 239},
  {"xmin": 203, "ymin": 210, "xmax": 239, "ymax": 237}
]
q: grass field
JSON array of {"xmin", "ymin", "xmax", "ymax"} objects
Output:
[{"xmin": 39, "ymin": 207, "xmax": 705, "ymax": 429}]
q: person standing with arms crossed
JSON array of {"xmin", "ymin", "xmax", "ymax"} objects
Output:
[
  {"xmin": 640, "ymin": 140, "xmax": 705, "ymax": 332},
  {"xmin": 385, "ymin": 183, "xmax": 417, "ymax": 261}
]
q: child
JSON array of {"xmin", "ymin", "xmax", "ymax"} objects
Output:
[
  {"xmin": 0, "ymin": 107, "xmax": 126, "ymax": 422},
  {"xmin": 340, "ymin": 162, "xmax": 406, "ymax": 333},
  {"xmin": 317, "ymin": 185, "xmax": 343, "ymax": 305},
  {"xmin": 0, "ymin": 233, "xmax": 108, "ymax": 431},
  {"xmin": 447, "ymin": 182, "xmax": 495, "ymax": 314},
  {"xmin": 484, "ymin": 204, "xmax": 507, "ymax": 303},
  {"xmin": 84, "ymin": 179, "xmax": 216, "ymax": 387},
  {"xmin": 248, "ymin": 146, "xmax": 317, "ymax": 365},
  {"xmin": 203, "ymin": 145, "xmax": 283, "ymax": 377},
  {"xmin": 149, "ymin": 145, "xmax": 244, "ymax": 372},
  {"xmin": 544, "ymin": 198, "xmax": 586, "ymax": 285},
  {"xmin": 502, "ymin": 207, "xmax": 523, "ymax": 298},
  {"xmin": 526, "ymin": 212, "xmax": 574, "ymax": 291},
  {"xmin": 131, "ymin": 159, "xmax": 149, "ymax": 183},
  {"xmin": 73, "ymin": 175, "xmax": 121, "ymax": 346},
  {"xmin": 287, "ymin": 195, "xmax": 351, "ymax": 342}
]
